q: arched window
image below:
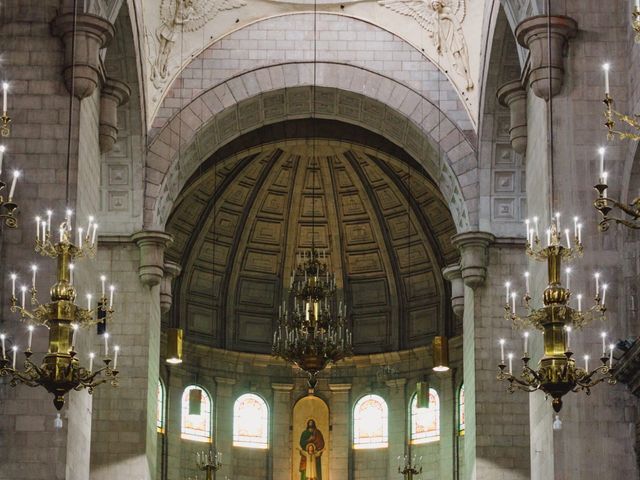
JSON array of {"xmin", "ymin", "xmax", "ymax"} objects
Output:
[
  {"xmin": 459, "ymin": 384, "xmax": 465, "ymax": 436},
  {"xmin": 181, "ymin": 385, "xmax": 212, "ymax": 442},
  {"xmin": 233, "ymin": 393, "xmax": 269, "ymax": 449},
  {"xmin": 353, "ymin": 394, "xmax": 388, "ymax": 449},
  {"xmin": 157, "ymin": 379, "xmax": 166, "ymax": 434},
  {"xmin": 411, "ymin": 388, "xmax": 440, "ymax": 444}
]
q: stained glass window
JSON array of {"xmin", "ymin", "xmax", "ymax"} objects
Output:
[
  {"xmin": 233, "ymin": 393, "xmax": 269, "ymax": 449},
  {"xmin": 157, "ymin": 379, "xmax": 166, "ymax": 434},
  {"xmin": 411, "ymin": 388, "xmax": 440, "ymax": 444},
  {"xmin": 353, "ymin": 394, "xmax": 388, "ymax": 449},
  {"xmin": 181, "ymin": 385, "xmax": 212, "ymax": 442},
  {"xmin": 459, "ymin": 384, "xmax": 465, "ymax": 436}
]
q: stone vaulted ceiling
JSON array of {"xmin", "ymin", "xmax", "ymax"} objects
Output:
[{"xmin": 165, "ymin": 140, "xmax": 459, "ymax": 355}]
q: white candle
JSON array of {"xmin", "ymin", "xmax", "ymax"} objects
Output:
[
  {"xmin": 609, "ymin": 343, "xmax": 615, "ymax": 368},
  {"xmin": 603, "ymin": 172, "xmax": 608, "ymax": 197},
  {"xmin": 27, "ymin": 325, "xmax": 33, "ymax": 351},
  {"xmin": 89, "ymin": 352, "xmax": 94, "ymax": 372},
  {"xmin": 71, "ymin": 323, "xmax": 78, "ymax": 349},
  {"xmin": 577, "ymin": 294, "xmax": 583, "ymax": 312},
  {"xmin": 564, "ymin": 229, "xmax": 571, "ymax": 249},
  {"xmin": 524, "ymin": 331, "xmax": 529, "ymax": 354},
  {"xmin": 533, "ymin": 216, "xmax": 539, "ymax": 239},
  {"xmin": 577, "ymin": 223, "xmax": 582, "ymax": 244},
  {"xmin": 59, "ymin": 227, "xmax": 64, "ymax": 243},
  {"xmin": 2, "ymin": 82, "xmax": 8, "ymax": 115},
  {"xmin": 546, "ymin": 228, "xmax": 551, "ymax": 247},
  {"xmin": 20, "ymin": 285, "xmax": 26, "ymax": 309},
  {"xmin": 12, "ymin": 345, "xmax": 17, "ymax": 369},
  {"xmin": 595, "ymin": 273, "xmax": 600, "ymax": 296},
  {"xmin": 499, "ymin": 338, "xmax": 505, "ymax": 364},
  {"xmin": 87, "ymin": 293, "xmax": 93, "ymax": 310},
  {"xmin": 35, "ymin": 216, "xmax": 41, "ymax": 241},
  {"xmin": 602, "ymin": 284, "xmax": 608, "ymax": 306},
  {"xmin": 113, "ymin": 345, "xmax": 120, "ymax": 370},
  {"xmin": 10, "ymin": 273, "xmax": 16, "ymax": 297},
  {"xmin": 104, "ymin": 333, "xmax": 109, "ymax": 357},
  {"xmin": 0, "ymin": 334, "xmax": 5, "ymax": 358},
  {"xmin": 86, "ymin": 216, "xmax": 93, "ymax": 236},
  {"xmin": 584, "ymin": 354, "xmax": 590, "ymax": 372},
  {"xmin": 8, "ymin": 170, "xmax": 19, "ymax": 201},
  {"xmin": 524, "ymin": 272, "xmax": 530, "ymax": 295},
  {"xmin": 508, "ymin": 353, "xmax": 513, "ymax": 375},
  {"xmin": 41, "ymin": 220, "xmax": 46, "ymax": 242},
  {"xmin": 100, "ymin": 275, "xmax": 106, "ymax": 298},
  {"xmin": 565, "ymin": 326, "xmax": 572, "ymax": 351},
  {"xmin": 46, "ymin": 210, "xmax": 52, "ymax": 234},
  {"xmin": 598, "ymin": 147, "xmax": 606, "ymax": 178},
  {"xmin": 109, "ymin": 285, "xmax": 115, "ymax": 308},
  {"xmin": 91, "ymin": 224, "xmax": 98, "ymax": 245},
  {"xmin": 69, "ymin": 263, "xmax": 74, "ymax": 285},
  {"xmin": 525, "ymin": 219, "xmax": 530, "ymax": 243},
  {"xmin": 601, "ymin": 332, "xmax": 607, "ymax": 356},
  {"xmin": 573, "ymin": 216, "xmax": 578, "ymax": 239},
  {"xmin": 511, "ymin": 292, "xmax": 517, "ymax": 314},
  {"xmin": 603, "ymin": 63, "xmax": 610, "ymax": 96},
  {"xmin": 505, "ymin": 281, "xmax": 511, "ymax": 304},
  {"xmin": 77, "ymin": 227, "xmax": 83, "ymax": 248},
  {"xmin": 565, "ymin": 268, "xmax": 571, "ymax": 290},
  {"xmin": 31, "ymin": 265, "xmax": 37, "ymax": 289},
  {"xmin": 0, "ymin": 145, "xmax": 5, "ymax": 176},
  {"xmin": 636, "ymin": 0, "xmax": 640, "ymax": 10},
  {"xmin": 555, "ymin": 212, "xmax": 561, "ymax": 231}
]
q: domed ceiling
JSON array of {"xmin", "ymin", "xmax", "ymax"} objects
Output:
[{"xmin": 165, "ymin": 139, "xmax": 460, "ymax": 355}]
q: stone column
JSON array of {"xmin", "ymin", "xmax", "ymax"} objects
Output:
[
  {"xmin": 51, "ymin": 12, "xmax": 114, "ymax": 100},
  {"xmin": 328, "ymin": 383, "xmax": 351, "ymax": 478},
  {"xmin": 215, "ymin": 377, "xmax": 236, "ymax": 479},
  {"xmin": 160, "ymin": 261, "xmax": 182, "ymax": 314},
  {"xmin": 99, "ymin": 77, "xmax": 131, "ymax": 153},
  {"xmin": 385, "ymin": 378, "xmax": 407, "ymax": 479},
  {"xmin": 271, "ymin": 383, "xmax": 293, "ymax": 480},
  {"xmin": 515, "ymin": 15, "xmax": 578, "ymax": 100},
  {"xmin": 451, "ymin": 232, "xmax": 495, "ymax": 289},
  {"xmin": 442, "ymin": 264, "xmax": 465, "ymax": 319},
  {"xmin": 497, "ymin": 80, "xmax": 528, "ymax": 155}
]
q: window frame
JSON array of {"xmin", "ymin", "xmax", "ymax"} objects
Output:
[
  {"xmin": 180, "ymin": 384, "xmax": 213, "ymax": 443},
  {"xmin": 232, "ymin": 393, "xmax": 270, "ymax": 449},
  {"xmin": 353, "ymin": 394, "xmax": 389, "ymax": 449},
  {"xmin": 157, "ymin": 379, "xmax": 166, "ymax": 434},
  {"xmin": 410, "ymin": 388, "xmax": 441, "ymax": 444}
]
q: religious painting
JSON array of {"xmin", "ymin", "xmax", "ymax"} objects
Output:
[{"xmin": 292, "ymin": 396, "xmax": 330, "ymax": 480}]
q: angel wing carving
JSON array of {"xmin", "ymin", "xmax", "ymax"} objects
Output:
[
  {"xmin": 151, "ymin": 0, "xmax": 247, "ymax": 88},
  {"xmin": 378, "ymin": 0, "xmax": 473, "ymax": 90}
]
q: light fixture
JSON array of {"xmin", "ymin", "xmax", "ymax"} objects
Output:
[
  {"xmin": 601, "ymin": 63, "xmax": 640, "ymax": 141},
  {"xmin": 0, "ymin": 149, "xmax": 20, "ymax": 228},
  {"xmin": 593, "ymin": 146, "xmax": 640, "ymax": 230},
  {"xmin": 416, "ymin": 378, "xmax": 430, "ymax": 409},
  {"xmin": 195, "ymin": 449, "xmax": 222, "ymax": 480},
  {"xmin": 432, "ymin": 336, "xmax": 450, "ymax": 372},
  {"xmin": 496, "ymin": 214, "xmax": 616, "ymax": 412},
  {"xmin": 1, "ymin": 82, "xmax": 11, "ymax": 137},
  {"xmin": 166, "ymin": 327, "xmax": 183, "ymax": 365},
  {"xmin": 397, "ymin": 454, "xmax": 423, "ymax": 479},
  {"xmin": 0, "ymin": 210, "xmax": 119, "ymax": 410}
]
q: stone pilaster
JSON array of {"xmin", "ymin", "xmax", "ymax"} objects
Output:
[
  {"xmin": 51, "ymin": 12, "xmax": 114, "ymax": 99},
  {"xmin": 99, "ymin": 77, "xmax": 130, "ymax": 153},
  {"xmin": 451, "ymin": 232, "xmax": 495, "ymax": 289},
  {"xmin": 131, "ymin": 231, "xmax": 173, "ymax": 287},
  {"xmin": 214, "ymin": 377, "xmax": 236, "ymax": 479},
  {"xmin": 328, "ymin": 383, "xmax": 351, "ymax": 478},
  {"xmin": 497, "ymin": 80, "xmax": 528, "ymax": 155},
  {"xmin": 516, "ymin": 15, "xmax": 578, "ymax": 100},
  {"xmin": 385, "ymin": 378, "xmax": 407, "ymax": 479},
  {"xmin": 271, "ymin": 383, "xmax": 294, "ymax": 480},
  {"xmin": 160, "ymin": 261, "xmax": 181, "ymax": 314},
  {"xmin": 442, "ymin": 264, "xmax": 465, "ymax": 319}
]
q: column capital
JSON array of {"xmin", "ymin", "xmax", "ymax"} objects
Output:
[
  {"xmin": 271, "ymin": 383, "xmax": 294, "ymax": 392},
  {"xmin": 131, "ymin": 230, "xmax": 173, "ymax": 287},
  {"xmin": 516, "ymin": 15, "xmax": 578, "ymax": 100},
  {"xmin": 160, "ymin": 260, "xmax": 181, "ymax": 314},
  {"xmin": 442, "ymin": 263, "xmax": 465, "ymax": 318},
  {"xmin": 99, "ymin": 77, "xmax": 131, "ymax": 153},
  {"xmin": 451, "ymin": 231, "xmax": 495, "ymax": 289},
  {"xmin": 51, "ymin": 12, "xmax": 114, "ymax": 99},
  {"xmin": 497, "ymin": 79, "xmax": 528, "ymax": 155},
  {"xmin": 328, "ymin": 383, "xmax": 352, "ymax": 393}
]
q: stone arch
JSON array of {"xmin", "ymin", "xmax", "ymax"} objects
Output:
[{"xmin": 146, "ymin": 67, "xmax": 478, "ymax": 232}]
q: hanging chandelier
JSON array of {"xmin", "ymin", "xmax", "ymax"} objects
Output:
[
  {"xmin": 496, "ymin": 214, "xmax": 616, "ymax": 412},
  {"xmin": 0, "ymin": 210, "xmax": 119, "ymax": 410},
  {"xmin": 397, "ymin": 454, "xmax": 423, "ymax": 479},
  {"xmin": 272, "ymin": 249, "xmax": 352, "ymax": 387},
  {"xmin": 191, "ymin": 448, "xmax": 223, "ymax": 480}
]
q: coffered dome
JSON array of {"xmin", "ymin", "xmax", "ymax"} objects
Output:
[{"xmin": 165, "ymin": 138, "xmax": 459, "ymax": 355}]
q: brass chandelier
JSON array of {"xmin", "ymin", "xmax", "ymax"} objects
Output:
[
  {"xmin": 496, "ymin": 214, "xmax": 616, "ymax": 412},
  {"xmin": 0, "ymin": 210, "xmax": 119, "ymax": 410},
  {"xmin": 397, "ymin": 454, "xmax": 423, "ymax": 479},
  {"xmin": 0, "ymin": 145, "xmax": 20, "ymax": 228},
  {"xmin": 272, "ymin": 249, "xmax": 353, "ymax": 387},
  {"xmin": 189, "ymin": 449, "xmax": 223, "ymax": 480}
]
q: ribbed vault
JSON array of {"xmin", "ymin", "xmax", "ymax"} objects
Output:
[{"xmin": 165, "ymin": 138, "xmax": 459, "ymax": 354}]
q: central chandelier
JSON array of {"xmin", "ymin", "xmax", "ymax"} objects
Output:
[
  {"xmin": 272, "ymin": 249, "xmax": 353, "ymax": 388},
  {"xmin": 0, "ymin": 210, "xmax": 119, "ymax": 410},
  {"xmin": 496, "ymin": 214, "xmax": 616, "ymax": 413}
]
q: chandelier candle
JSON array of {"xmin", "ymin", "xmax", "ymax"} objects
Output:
[
  {"xmin": 2, "ymin": 209, "xmax": 119, "ymax": 410},
  {"xmin": 497, "ymin": 213, "xmax": 616, "ymax": 412}
]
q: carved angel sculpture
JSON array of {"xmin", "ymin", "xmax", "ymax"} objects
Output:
[
  {"xmin": 151, "ymin": 0, "xmax": 246, "ymax": 88},
  {"xmin": 378, "ymin": 0, "xmax": 474, "ymax": 90}
]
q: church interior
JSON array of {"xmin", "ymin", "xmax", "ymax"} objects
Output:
[{"xmin": 0, "ymin": 0, "xmax": 639, "ymax": 479}]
